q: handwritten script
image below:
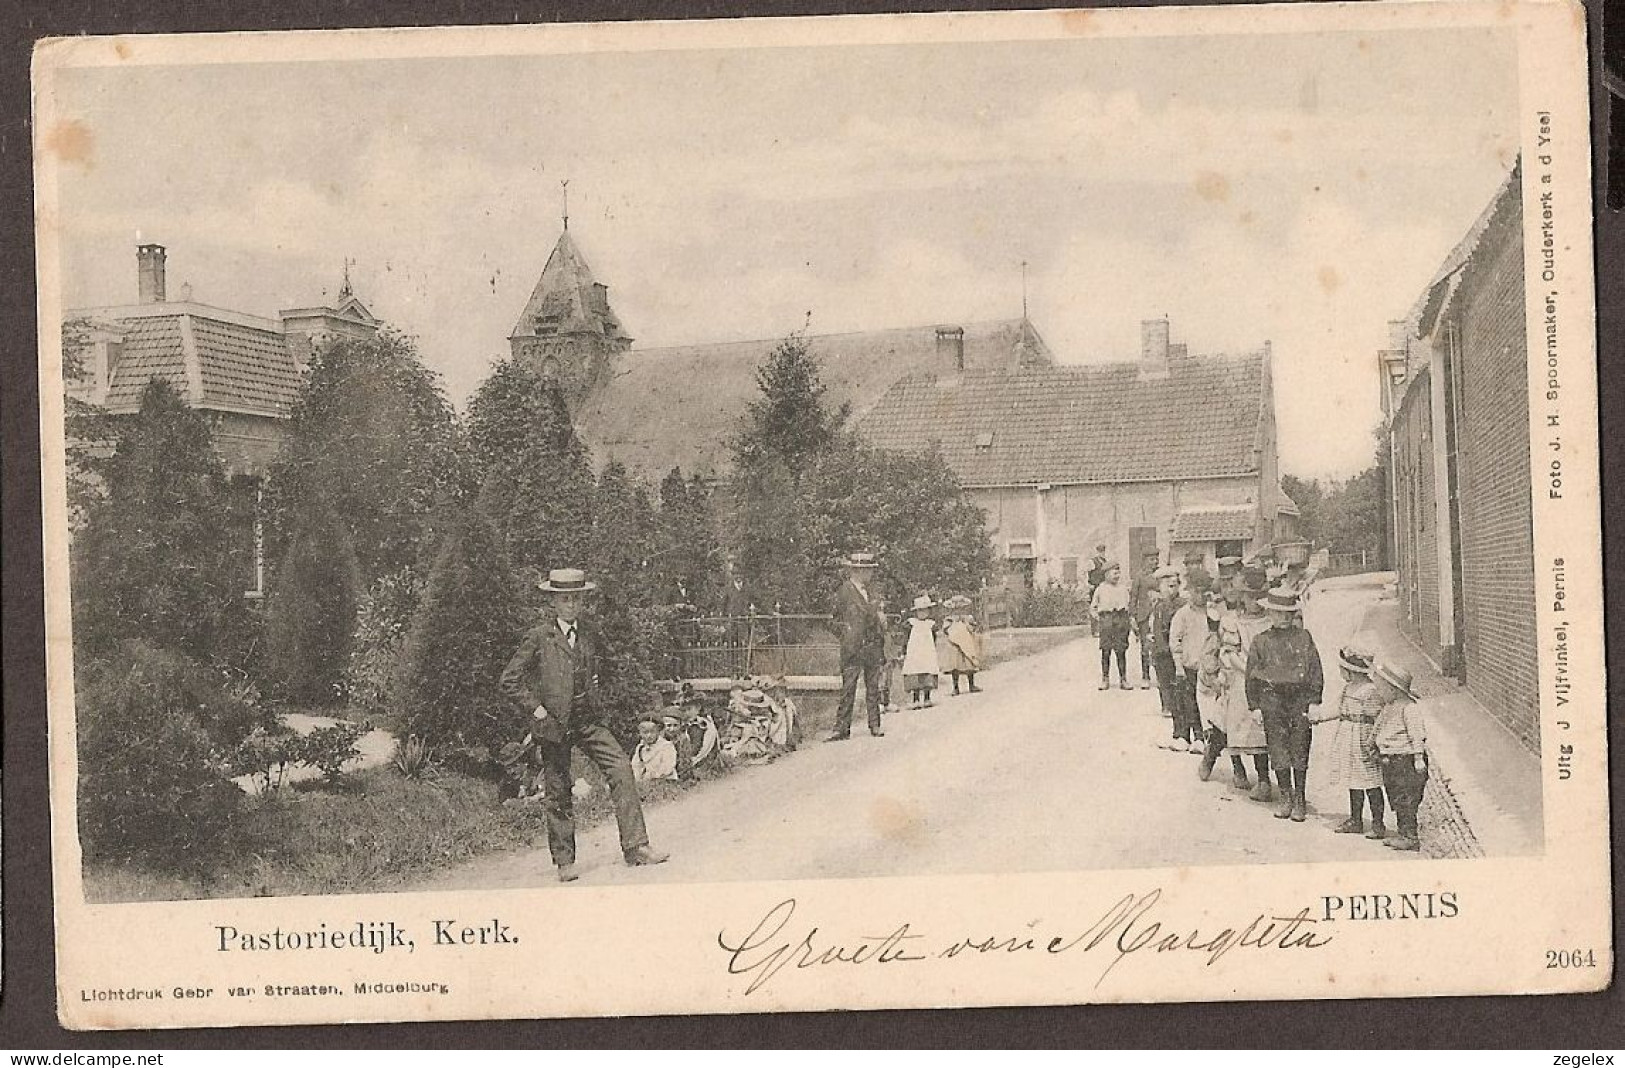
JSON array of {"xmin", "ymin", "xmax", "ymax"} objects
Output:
[{"xmin": 716, "ymin": 889, "xmax": 1333, "ymax": 995}]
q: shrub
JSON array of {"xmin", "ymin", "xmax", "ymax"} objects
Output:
[
  {"xmin": 1011, "ymin": 583, "xmax": 1088, "ymax": 628},
  {"xmin": 394, "ymin": 505, "xmax": 526, "ymax": 756},
  {"xmin": 344, "ymin": 569, "xmax": 423, "ymax": 721},
  {"xmin": 264, "ymin": 504, "xmax": 362, "ymax": 706},
  {"xmin": 391, "ymin": 734, "xmax": 433, "ymax": 779},
  {"xmin": 76, "ymin": 641, "xmax": 271, "ymax": 872},
  {"xmin": 228, "ymin": 722, "xmax": 301, "ymax": 796},
  {"xmin": 294, "ymin": 721, "xmax": 369, "ymax": 785}
]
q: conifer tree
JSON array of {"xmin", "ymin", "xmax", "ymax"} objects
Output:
[
  {"xmin": 730, "ymin": 334, "xmax": 847, "ymax": 609},
  {"xmin": 264, "ymin": 502, "xmax": 363, "ymax": 705},
  {"xmin": 393, "ymin": 503, "xmax": 526, "ymax": 754},
  {"xmin": 261, "ymin": 330, "xmax": 462, "ymax": 700},
  {"xmin": 70, "ymin": 378, "xmax": 251, "ymax": 668}
]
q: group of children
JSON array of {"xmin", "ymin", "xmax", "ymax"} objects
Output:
[
  {"xmin": 886, "ymin": 594, "xmax": 985, "ymax": 710},
  {"xmin": 628, "ymin": 675, "xmax": 802, "ymax": 786},
  {"xmin": 1094, "ymin": 555, "xmax": 1432, "ymax": 851}
]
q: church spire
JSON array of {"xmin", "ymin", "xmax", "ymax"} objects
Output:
[{"xmin": 562, "ymin": 179, "xmax": 570, "ymax": 232}]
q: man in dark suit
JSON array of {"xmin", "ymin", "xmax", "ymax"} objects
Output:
[
  {"xmin": 501, "ymin": 567, "xmax": 670, "ymax": 883},
  {"xmin": 828, "ymin": 551, "xmax": 887, "ymax": 741}
]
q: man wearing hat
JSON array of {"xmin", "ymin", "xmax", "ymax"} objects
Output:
[
  {"xmin": 828, "ymin": 552, "xmax": 887, "ymax": 740},
  {"xmin": 1214, "ymin": 555, "xmax": 1243, "ymax": 598},
  {"xmin": 1085, "ymin": 543, "xmax": 1110, "ymax": 636},
  {"xmin": 1244, "ymin": 587, "xmax": 1325, "ymax": 822},
  {"xmin": 1128, "ymin": 549, "xmax": 1162, "ymax": 689},
  {"xmin": 1147, "ymin": 564, "xmax": 1188, "ymax": 736},
  {"xmin": 501, "ymin": 568, "xmax": 670, "ymax": 882},
  {"xmin": 1182, "ymin": 550, "xmax": 1214, "ymax": 603}
]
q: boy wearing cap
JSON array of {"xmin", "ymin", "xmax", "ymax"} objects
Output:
[
  {"xmin": 501, "ymin": 568, "xmax": 670, "ymax": 881},
  {"xmin": 1168, "ymin": 583, "xmax": 1211, "ymax": 753},
  {"xmin": 1370, "ymin": 661, "xmax": 1429, "ymax": 851},
  {"xmin": 1244, "ymin": 588, "xmax": 1324, "ymax": 822},
  {"xmin": 1147, "ymin": 565, "xmax": 1187, "ymax": 741},
  {"xmin": 1089, "ymin": 563, "xmax": 1133, "ymax": 690}
]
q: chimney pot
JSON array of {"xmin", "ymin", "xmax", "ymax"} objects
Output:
[
  {"xmin": 936, "ymin": 325, "xmax": 966, "ymax": 372},
  {"xmin": 137, "ymin": 243, "xmax": 167, "ymax": 304},
  {"xmin": 1140, "ymin": 317, "xmax": 1170, "ymax": 378}
]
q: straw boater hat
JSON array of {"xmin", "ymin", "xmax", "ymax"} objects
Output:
[
  {"xmin": 1216, "ymin": 555, "xmax": 1243, "ymax": 572},
  {"xmin": 1370, "ymin": 661, "xmax": 1419, "ymax": 700},
  {"xmin": 740, "ymin": 688, "xmax": 772, "ymax": 711},
  {"xmin": 946, "ymin": 594, "xmax": 974, "ymax": 609},
  {"xmin": 1338, "ymin": 643, "xmax": 1375, "ymax": 674},
  {"xmin": 1152, "ymin": 564, "xmax": 1181, "ymax": 580},
  {"xmin": 539, "ymin": 567, "xmax": 597, "ymax": 593},
  {"xmin": 841, "ymin": 551, "xmax": 879, "ymax": 569},
  {"xmin": 1260, "ymin": 588, "xmax": 1304, "ymax": 614},
  {"xmin": 911, "ymin": 594, "xmax": 937, "ymax": 612}
]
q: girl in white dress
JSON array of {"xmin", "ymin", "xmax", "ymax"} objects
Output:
[{"xmin": 901, "ymin": 594, "xmax": 941, "ymax": 709}]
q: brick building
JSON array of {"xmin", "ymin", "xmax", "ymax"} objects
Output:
[
  {"xmin": 66, "ymin": 243, "xmax": 381, "ymax": 595},
  {"xmin": 858, "ymin": 318, "xmax": 1298, "ymax": 593},
  {"xmin": 1380, "ymin": 161, "xmax": 1537, "ymax": 750}
]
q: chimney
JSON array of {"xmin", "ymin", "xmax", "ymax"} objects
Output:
[
  {"xmin": 1140, "ymin": 317, "xmax": 1170, "ymax": 378},
  {"xmin": 1387, "ymin": 318, "xmax": 1411, "ymax": 353},
  {"xmin": 936, "ymin": 326, "xmax": 966, "ymax": 372},
  {"xmin": 137, "ymin": 243, "xmax": 167, "ymax": 304}
]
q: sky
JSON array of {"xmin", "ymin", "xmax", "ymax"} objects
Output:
[{"xmin": 48, "ymin": 23, "xmax": 1521, "ymax": 480}]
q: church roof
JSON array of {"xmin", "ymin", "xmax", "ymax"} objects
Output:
[
  {"xmin": 510, "ymin": 230, "xmax": 631, "ymax": 343},
  {"xmin": 855, "ymin": 350, "xmax": 1268, "ymax": 488},
  {"xmin": 575, "ymin": 318, "xmax": 1051, "ymax": 481}
]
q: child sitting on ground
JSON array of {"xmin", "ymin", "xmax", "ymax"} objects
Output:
[
  {"xmin": 1369, "ymin": 660, "xmax": 1430, "ymax": 852},
  {"xmin": 630, "ymin": 717, "xmax": 679, "ymax": 783}
]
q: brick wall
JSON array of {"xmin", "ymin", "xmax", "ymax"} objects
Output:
[
  {"xmin": 1391, "ymin": 371, "xmax": 1442, "ymax": 660},
  {"xmin": 1453, "ymin": 195, "xmax": 1539, "ymax": 750}
]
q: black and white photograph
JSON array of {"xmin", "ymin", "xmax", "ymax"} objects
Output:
[{"xmin": 33, "ymin": 0, "xmax": 1608, "ymax": 1027}]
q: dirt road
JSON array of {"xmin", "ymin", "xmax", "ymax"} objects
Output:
[{"xmin": 415, "ymin": 575, "xmax": 1404, "ymax": 891}]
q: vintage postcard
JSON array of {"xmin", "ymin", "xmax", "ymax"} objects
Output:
[{"xmin": 34, "ymin": 0, "xmax": 1608, "ymax": 1029}]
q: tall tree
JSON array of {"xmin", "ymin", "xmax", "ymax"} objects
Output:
[
  {"xmin": 588, "ymin": 462, "xmax": 662, "ymax": 741},
  {"xmin": 807, "ymin": 439, "xmax": 995, "ymax": 608},
  {"xmin": 653, "ymin": 468, "xmax": 723, "ymax": 610},
  {"xmin": 70, "ymin": 378, "xmax": 252, "ymax": 668},
  {"xmin": 263, "ymin": 329, "xmax": 464, "ymax": 582},
  {"xmin": 730, "ymin": 334, "xmax": 847, "ymax": 608},
  {"xmin": 393, "ymin": 503, "xmax": 526, "ymax": 754},
  {"xmin": 261, "ymin": 330, "xmax": 462, "ymax": 700}
]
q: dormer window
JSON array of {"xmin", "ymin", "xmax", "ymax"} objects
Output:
[{"xmin": 975, "ymin": 431, "xmax": 995, "ymax": 450}]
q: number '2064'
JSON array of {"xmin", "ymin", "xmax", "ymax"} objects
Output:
[{"xmin": 1545, "ymin": 948, "xmax": 1598, "ymax": 968}]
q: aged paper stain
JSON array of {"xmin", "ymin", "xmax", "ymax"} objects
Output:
[
  {"xmin": 1194, "ymin": 171, "xmax": 1231, "ymax": 203},
  {"xmin": 1318, "ymin": 265, "xmax": 1342, "ymax": 294},
  {"xmin": 44, "ymin": 119, "xmax": 94, "ymax": 171},
  {"xmin": 114, "ymin": 40, "xmax": 132, "ymax": 60},
  {"xmin": 1059, "ymin": 9, "xmax": 1095, "ymax": 35},
  {"xmin": 870, "ymin": 796, "xmax": 925, "ymax": 843}
]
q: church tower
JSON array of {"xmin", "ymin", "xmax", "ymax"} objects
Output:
[{"xmin": 508, "ymin": 219, "xmax": 633, "ymax": 413}]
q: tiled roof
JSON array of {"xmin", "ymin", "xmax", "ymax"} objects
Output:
[
  {"xmin": 576, "ymin": 318, "xmax": 1051, "ymax": 480},
  {"xmin": 1172, "ymin": 505, "xmax": 1256, "ymax": 542},
  {"xmin": 510, "ymin": 231, "xmax": 631, "ymax": 343},
  {"xmin": 97, "ymin": 308, "xmax": 299, "ymax": 418},
  {"xmin": 103, "ymin": 316, "xmax": 188, "ymax": 410},
  {"xmin": 193, "ymin": 315, "xmax": 301, "ymax": 415},
  {"xmin": 855, "ymin": 351, "xmax": 1267, "ymax": 488}
]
